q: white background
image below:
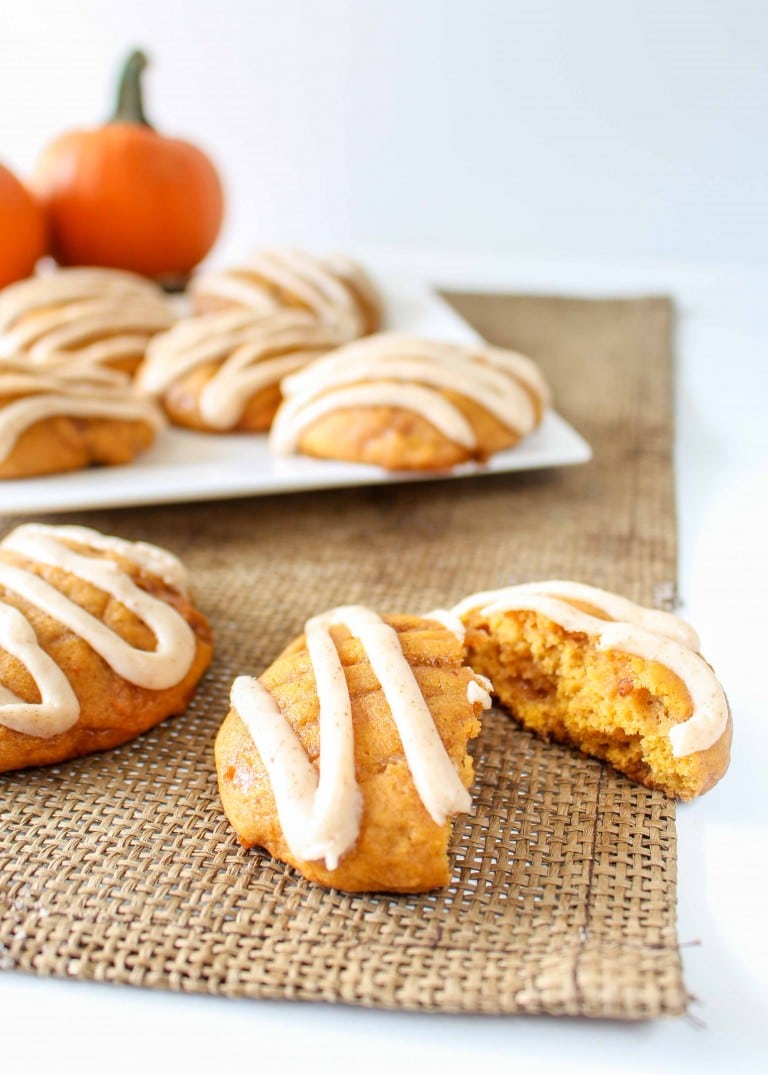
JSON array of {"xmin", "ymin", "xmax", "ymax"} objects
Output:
[
  {"xmin": 1, "ymin": 3, "xmax": 767, "ymax": 1073},
  {"xmin": 1, "ymin": 0, "xmax": 767, "ymax": 267}
]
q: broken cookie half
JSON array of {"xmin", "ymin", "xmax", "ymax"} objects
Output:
[{"xmin": 453, "ymin": 580, "xmax": 731, "ymax": 800}]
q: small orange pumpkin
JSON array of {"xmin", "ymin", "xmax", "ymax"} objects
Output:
[
  {"xmin": 0, "ymin": 163, "xmax": 47, "ymax": 288},
  {"xmin": 35, "ymin": 50, "xmax": 224, "ymax": 286}
]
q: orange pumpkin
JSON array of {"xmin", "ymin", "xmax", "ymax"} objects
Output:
[
  {"xmin": 35, "ymin": 50, "xmax": 224, "ymax": 286},
  {"xmin": 0, "ymin": 163, "xmax": 47, "ymax": 288}
]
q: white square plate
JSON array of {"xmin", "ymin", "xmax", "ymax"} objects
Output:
[{"xmin": 0, "ymin": 278, "xmax": 591, "ymax": 516}]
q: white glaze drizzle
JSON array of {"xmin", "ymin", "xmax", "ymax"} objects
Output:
[
  {"xmin": 0, "ymin": 364, "xmax": 164, "ymax": 462},
  {"xmin": 0, "ymin": 301, "xmax": 174, "ymax": 360},
  {"xmin": 138, "ymin": 309, "xmax": 343, "ymax": 429},
  {"xmin": 0, "ymin": 268, "xmax": 167, "ymax": 327},
  {"xmin": 291, "ymin": 356, "xmax": 534, "ymax": 431},
  {"xmin": 273, "ymin": 381, "xmax": 477, "ymax": 453},
  {"xmin": 467, "ymin": 676, "xmax": 493, "ymax": 709},
  {"xmin": 319, "ymin": 252, "xmax": 383, "ymax": 326},
  {"xmin": 231, "ymin": 605, "xmax": 483, "ymax": 869},
  {"xmin": 19, "ymin": 524, "xmax": 190, "ymax": 597},
  {"xmin": 453, "ymin": 580, "xmax": 700, "ymax": 649},
  {"xmin": 190, "ymin": 249, "xmax": 379, "ymax": 340},
  {"xmin": 0, "ymin": 269, "xmax": 175, "ymax": 369},
  {"xmin": 0, "ymin": 524, "xmax": 197, "ymax": 738},
  {"xmin": 230, "ymin": 674, "xmax": 361, "ymax": 870},
  {"xmin": 280, "ymin": 335, "xmax": 551, "ymax": 411},
  {"xmin": 0, "ymin": 602, "xmax": 80, "ymax": 737},
  {"xmin": 270, "ymin": 333, "xmax": 550, "ymax": 455},
  {"xmin": 422, "ymin": 607, "xmax": 466, "ymax": 642},
  {"xmin": 452, "ymin": 581, "xmax": 726, "ymax": 757}
]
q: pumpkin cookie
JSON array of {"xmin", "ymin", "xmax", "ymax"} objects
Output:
[
  {"xmin": 0, "ymin": 361, "xmax": 163, "ymax": 479},
  {"xmin": 270, "ymin": 333, "xmax": 551, "ymax": 470},
  {"xmin": 190, "ymin": 248, "xmax": 382, "ymax": 340},
  {"xmin": 453, "ymin": 581, "xmax": 731, "ymax": 799},
  {"xmin": 136, "ymin": 309, "xmax": 345, "ymax": 432},
  {"xmin": 0, "ymin": 523, "xmax": 213, "ymax": 772},
  {"xmin": 0, "ymin": 267, "xmax": 175, "ymax": 375},
  {"xmin": 215, "ymin": 606, "xmax": 490, "ymax": 892}
]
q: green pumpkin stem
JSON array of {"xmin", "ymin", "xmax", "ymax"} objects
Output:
[{"xmin": 112, "ymin": 49, "xmax": 152, "ymax": 127}]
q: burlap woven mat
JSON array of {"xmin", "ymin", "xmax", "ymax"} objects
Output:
[{"xmin": 0, "ymin": 292, "xmax": 686, "ymax": 1019}]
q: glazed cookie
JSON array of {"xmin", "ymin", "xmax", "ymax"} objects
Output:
[
  {"xmin": 136, "ymin": 309, "xmax": 345, "ymax": 432},
  {"xmin": 453, "ymin": 581, "xmax": 731, "ymax": 799},
  {"xmin": 215, "ymin": 606, "xmax": 490, "ymax": 892},
  {"xmin": 270, "ymin": 333, "xmax": 551, "ymax": 470},
  {"xmin": 190, "ymin": 248, "xmax": 382, "ymax": 339},
  {"xmin": 0, "ymin": 523, "xmax": 213, "ymax": 772},
  {"xmin": 0, "ymin": 361, "xmax": 164, "ymax": 479},
  {"xmin": 0, "ymin": 267, "xmax": 175, "ymax": 375}
]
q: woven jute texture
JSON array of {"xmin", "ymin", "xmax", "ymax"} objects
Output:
[{"xmin": 0, "ymin": 293, "xmax": 686, "ymax": 1019}]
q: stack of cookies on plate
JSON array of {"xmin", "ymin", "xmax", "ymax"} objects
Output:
[{"xmin": 0, "ymin": 248, "xmax": 552, "ymax": 480}]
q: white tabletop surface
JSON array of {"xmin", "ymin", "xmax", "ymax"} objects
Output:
[{"xmin": 1, "ymin": 248, "xmax": 766, "ymax": 1075}]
